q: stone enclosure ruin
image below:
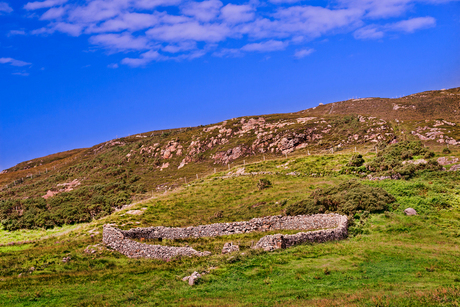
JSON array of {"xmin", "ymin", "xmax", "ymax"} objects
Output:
[{"xmin": 103, "ymin": 213, "xmax": 348, "ymax": 260}]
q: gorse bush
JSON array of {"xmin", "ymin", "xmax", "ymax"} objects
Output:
[
  {"xmin": 442, "ymin": 147, "xmax": 451, "ymax": 154},
  {"xmin": 366, "ymin": 141, "xmax": 441, "ymax": 179},
  {"xmin": 347, "ymin": 154, "xmax": 365, "ymax": 167},
  {"xmin": 257, "ymin": 179, "xmax": 272, "ymax": 190},
  {"xmin": 286, "ymin": 181, "xmax": 395, "ymax": 216},
  {"xmin": 0, "ymin": 182, "xmax": 144, "ymax": 231}
]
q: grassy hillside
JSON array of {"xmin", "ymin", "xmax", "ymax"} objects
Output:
[
  {"xmin": 1, "ymin": 87, "xmax": 460, "ymax": 305},
  {"xmin": 2, "ymin": 87, "xmax": 460, "ymax": 230},
  {"xmin": 1, "ymin": 149, "xmax": 460, "ymax": 306}
]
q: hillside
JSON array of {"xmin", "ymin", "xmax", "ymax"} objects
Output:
[
  {"xmin": 1, "ymin": 87, "xmax": 460, "ymax": 306},
  {"xmin": 1, "ymin": 87, "xmax": 460, "ymax": 230}
]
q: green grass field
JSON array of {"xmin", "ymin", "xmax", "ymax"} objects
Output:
[{"xmin": 1, "ymin": 151, "xmax": 460, "ymax": 306}]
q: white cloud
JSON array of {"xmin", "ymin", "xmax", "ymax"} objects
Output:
[
  {"xmin": 0, "ymin": 57, "xmax": 32, "ymax": 67},
  {"xmin": 107, "ymin": 63, "xmax": 119, "ymax": 68},
  {"xmin": 8, "ymin": 30, "xmax": 27, "ymax": 36},
  {"xmin": 87, "ymin": 12, "xmax": 160, "ymax": 33},
  {"xmin": 241, "ymin": 40, "xmax": 288, "ymax": 52},
  {"xmin": 181, "ymin": 0, "xmax": 222, "ymax": 22},
  {"xmin": 90, "ymin": 32, "xmax": 151, "ymax": 51},
  {"xmin": 220, "ymin": 4, "xmax": 254, "ymax": 24},
  {"xmin": 146, "ymin": 21, "xmax": 229, "ymax": 42},
  {"xmin": 162, "ymin": 41, "xmax": 197, "ymax": 53},
  {"xmin": 389, "ymin": 16, "xmax": 436, "ymax": 33},
  {"xmin": 20, "ymin": 0, "xmax": 450, "ymax": 65},
  {"xmin": 294, "ymin": 47, "xmax": 314, "ymax": 58},
  {"xmin": 354, "ymin": 16, "xmax": 436, "ymax": 39},
  {"xmin": 121, "ymin": 49, "xmax": 165, "ymax": 67},
  {"xmin": 40, "ymin": 6, "xmax": 67, "ymax": 20},
  {"xmin": 0, "ymin": 2, "xmax": 12, "ymax": 13},
  {"xmin": 24, "ymin": 0, "xmax": 67, "ymax": 10},
  {"xmin": 354, "ymin": 24, "xmax": 384, "ymax": 39}
]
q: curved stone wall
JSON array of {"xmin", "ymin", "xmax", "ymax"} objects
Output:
[{"xmin": 103, "ymin": 213, "xmax": 348, "ymax": 260}]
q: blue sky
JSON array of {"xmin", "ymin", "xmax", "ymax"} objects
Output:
[{"xmin": 0, "ymin": 0, "xmax": 459, "ymax": 171}]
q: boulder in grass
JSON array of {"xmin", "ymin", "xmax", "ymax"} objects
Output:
[{"xmin": 404, "ymin": 208, "xmax": 417, "ymax": 216}]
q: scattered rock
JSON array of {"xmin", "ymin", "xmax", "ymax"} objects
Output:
[
  {"xmin": 404, "ymin": 208, "xmax": 417, "ymax": 216},
  {"xmin": 402, "ymin": 159, "xmax": 427, "ymax": 165},
  {"xmin": 222, "ymin": 242, "xmax": 240, "ymax": 254},
  {"xmin": 449, "ymin": 165, "xmax": 460, "ymax": 171},
  {"xmin": 182, "ymin": 271, "xmax": 204, "ymax": 286},
  {"xmin": 62, "ymin": 256, "xmax": 71, "ymax": 263},
  {"xmin": 437, "ymin": 156, "xmax": 459, "ymax": 166},
  {"xmin": 29, "ymin": 267, "xmax": 35, "ymax": 272}
]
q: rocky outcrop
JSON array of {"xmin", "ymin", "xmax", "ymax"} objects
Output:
[{"xmin": 103, "ymin": 214, "xmax": 347, "ymax": 260}]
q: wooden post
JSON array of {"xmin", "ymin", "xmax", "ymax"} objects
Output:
[
  {"xmin": 243, "ymin": 160, "xmax": 245, "ymax": 165},
  {"xmin": 263, "ymin": 155, "xmax": 265, "ymax": 161},
  {"xmin": 285, "ymin": 153, "xmax": 287, "ymax": 159},
  {"xmin": 228, "ymin": 164, "xmax": 230, "ymax": 170},
  {"xmin": 196, "ymin": 174, "xmax": 199, "ymax": 179}
]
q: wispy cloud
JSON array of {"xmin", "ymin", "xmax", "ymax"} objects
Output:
[
  {"xmin": 12, "ymin": 72, "xmax": 30, "ymax": 76},
  {"xmin": 389, "ymin": 16, "xmax": 436, "ymax": 33},
  {"xmin": 294, "ymin": 48, "xmax": 314, "ymax": 58},
  {"xmin": 0, "ymin": 57, "xmax": 32, "ymax": 67},
  {"xmin": 8, "ymin": 30, "xmax": 27, "ymax": 36},
  {"xmin": 354, "ymin": 16, "xmax": 436, "ymax": 39},
  {"xmin": 0, "ymin": 2, "xmax": 12, "ymax": 14},
  {"xmin": 20, "ymin": 0, "xmax": 452, "ymax": 64},
  {"xmin": 241, "ymin": 40, "xmax": 288, "ymax": 52},
  {"xmin": 24, "ymin": 0, "xmax": 67, "ymax": 10}
]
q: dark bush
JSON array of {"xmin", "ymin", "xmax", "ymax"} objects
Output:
[
  {"xmin": 348, "ymin": 154, "xmax": 365, "ymax": 167},
  {"xmin": 257, "ymin": 179, "xmax": 272, "ymax": 190},
  {"xmin": 286, "ymin": 181, "xmax": 395, "ymax": 216},
  {"xmin": 442, "ymin": 147, "xmax": 451, "ymax": 154}
]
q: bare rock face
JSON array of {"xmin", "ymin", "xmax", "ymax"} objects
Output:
[
  {"xmin": 222, "ymin": 242, "xmax": 240, "ymax": 254},
  {"xmin": 404, "ymin": 208, "xmax": 417, "ymax": 216}
]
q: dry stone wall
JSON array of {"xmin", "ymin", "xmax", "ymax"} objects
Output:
[{"xmin": 103, "ymin": 213, "xmax": 348, "ymax": 260}]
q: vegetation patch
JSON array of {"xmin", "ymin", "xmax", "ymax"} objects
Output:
[{"xmin": 285, "ymin": 180, "xmax": 395, "ymax": 216}]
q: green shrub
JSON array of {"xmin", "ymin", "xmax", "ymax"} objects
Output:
[
  {"xmin": 442, "ymin": 147, "xmax": 451, "ymax": 154},
  {"xmin": 285, "ymin": 181, "xmax": 395, "ymax": 216},
  {"xmin": 366, "ymin": 141, "xmax": 441, "ymax": 179},
  {"xmin": 257, "ymin": 179, "xmax": 272, "ymax": 190},
  {"xmin": 347, "ymin": 154, "xmax": 365, "ymax": 167}
]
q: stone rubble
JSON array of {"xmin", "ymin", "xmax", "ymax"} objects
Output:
[
  {"xmin": 182, "ymin": 271, "xmax": 204, "ymax": 286},
  {"xmin": 222, "ymin": 242, "xmax": 240, "ymax": 254}
]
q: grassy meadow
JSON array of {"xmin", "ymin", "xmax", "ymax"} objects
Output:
[{"xmin": 1, "ymin": 150, "xmax": 460, "ymax": 306}]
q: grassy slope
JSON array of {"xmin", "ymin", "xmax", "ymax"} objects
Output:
[{"xmin": 1, "ymin": 151, "xmax": 460, "ymax": 306}]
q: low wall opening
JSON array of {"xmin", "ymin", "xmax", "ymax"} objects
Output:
[{"xmin": 103, "ymin": 213, "xmax": 348, "ymax": 260}]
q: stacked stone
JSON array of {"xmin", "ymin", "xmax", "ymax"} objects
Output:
[
  {"xmin": 103, "ymin": 225, "xmax": 211, "ymax": 260},
  {"xmin": 119, "ymin": 214, "xmax": 341, "ymax": 240},
  {"xmin": 254, "ymin": 214, "xmax": 348, "ymax": 251},
  {"xmin": 103, "ymin": 213, "xmax": 348, "ymax": 260}
]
